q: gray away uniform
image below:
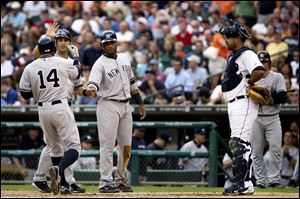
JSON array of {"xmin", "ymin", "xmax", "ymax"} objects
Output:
[
  {"xmin": 88, "ymin": 55, "xmax": 135, "ymax": 188},
  {"xmin": 251, "ymin": 71, "xmax": 287, "ymax": 187}
]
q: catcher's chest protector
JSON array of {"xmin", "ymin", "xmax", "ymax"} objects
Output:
[{"xmin": 221, "ymin": 47, "xmax": 253, "ymax": 92}]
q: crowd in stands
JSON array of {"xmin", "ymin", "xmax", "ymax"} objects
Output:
[{"xmin": 1, "ymin": 1, "xmax": 299, "ymax": 106}]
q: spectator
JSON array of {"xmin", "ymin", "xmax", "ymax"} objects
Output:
[
  {"xmin": 288, "ymin": 89, "xmax": 299, "ymax": 105},
  {"xmin": 283, "ymin": 23, "xmax": 299, "ymax": 62},
  {"xmin": 185, "ymin": 54, "xmax": 209, "ymax": 96},
  {"xmin": 290, "ymin": 122, "xmax": 299, "ymax": 148},
  {"xmin": 1, "ymin": 45, "xmax": 16, "ymax": 78},
  {"xmin": 22, "ymin": 1, "xmax": 47, "ymax": 23},
  {"xmin": 116, "ymin": 21, "xmax": 134, "ymax": 43},
  {"xmin": 144, "ymin": 58, "xmax": 167, "ymax": 84},
  {"xmin": 82, "ymin": 35, "xmax": 102, "ymax": 69},
  {"xmin": 72, "ymin": 135, "xmax": 97, "ymax": 170},
  {"xmin": 196, "ymin": 87, "xmax": 211, "ymax": 106},
  {"xmin": 139, "ymin": 68, "xmax": 168, "ymax": 105},
  {"xmin": 13, "ymin": 129, "xmax": 45, "ymax": 181},
  {"xmin": 6, "ymin": 1, "xmax": 26, "ymax": 31},
  {"xmin": 164, "ymin": 57, "xmax": 194, "ymax": 100},
  {"xmin": 169, "ymin": 91, "xmax": 193, "ymax": 105},
  {"xmin": 145, "ymin": 132, "xmax": 172, "ymax": 170},
  {"xmin": 178, "ymin": 128, "xmax": 209, "ymax": 175},
  {"xmin": 222, "ymin": 153, "xmax": 233, "ymax": 189},
  {"xmin": 1, "ymin": 78, "xmax": 18, "ymax": 105},
  {"xmin": 280, "ymin": 131, "xmax": 298, "ymax": 187},
  {"xmin": 160, "ymin": 39, "xmax": 174, "ymax": 71},
  {"xmin": 127, "ymin": 128, "xmax": 147, "ymax": 183}
]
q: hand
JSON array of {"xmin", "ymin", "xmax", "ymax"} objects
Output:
[
  {"xmin": 46, "ymin": 22, "xmax": 59, "ymax": 37},
  {"xmin": 85, "ymin": 87, "xmax": 97, "ymax": 97},
  {"xmin": 68, "ymin": 44, "xmax": 79, "ymax": 59},
  {"xmin": 138, "ymin": 105, "xmax": 146, "ymax": 120}
]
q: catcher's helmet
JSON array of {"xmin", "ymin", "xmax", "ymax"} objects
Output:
[
  {"xmin": 38, "ymin": 34, "xmax": 56, "ymax": 54},
  {"xmin": 257, "ymin": 51, "xmax": 271, "ymax": 63},
  {"xmin": 219, "ymin": 19, "xmax": 251, "ymax": 41},
  {"xmin": 101, "ymin": 30, "xmax": 117, "ymax": 44},
  {"xmin": 55, "ymin": 29, "xmax": 71, "ymax": 41}
]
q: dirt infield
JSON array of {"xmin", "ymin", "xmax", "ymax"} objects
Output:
[{"xmin": 1, "ymin": 190, "xmax": 298, "ymax": 198}]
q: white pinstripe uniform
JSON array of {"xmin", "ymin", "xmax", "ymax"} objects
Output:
[{"xmin": 88, "ymin": 54, "xmax": 135, "ymax": 188}]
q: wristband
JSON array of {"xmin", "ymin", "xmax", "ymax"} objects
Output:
[
  {"xmin": 83, "ymin": 89, "xmax": 87, "ymax": 96},
  {"xmin": 247, "ymin": 80, "xmax": 255, "ymax": 86},
  {"xmin": 286, "ymin": 153, "xmax": 292, "ymax": 161}
]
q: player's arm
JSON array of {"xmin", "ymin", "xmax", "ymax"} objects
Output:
[
  {"xmin": 32, "ymin": 22, "xmax": 60, "ymax": 59},
  {"xmin": 19, "ymin": 68, "xmax": 33, "ymax": 100},
  {"xmin": 130, "ymin": 69, "xmax": 146, "ymax": 120},
  {"xmin": 247, "ymin": 67, "xmax": 266, "ymax": 86}
]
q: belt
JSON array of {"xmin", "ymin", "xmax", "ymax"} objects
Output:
[
  {"xmin": 258, "ymin": 113, "xmax": 279, "ymax": 117},
  {"xmin": 229, "ymin": 95, "xmax": 248, "ymax": 103},
  {"xmin": 38, "ymin": 100, "xmax": 71, "ymax": 106},
  {"xmin": 109, "ymin": 99, "xmax": 129, "ymax": 103}
]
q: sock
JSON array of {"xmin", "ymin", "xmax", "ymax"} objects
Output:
[
  {"xmin": 51, "ymin": 156, "xmax": 62, "ymax": 166},
  {"xmin": 58, "ymin": 149, "xmax": 79, "ymax": 173}
]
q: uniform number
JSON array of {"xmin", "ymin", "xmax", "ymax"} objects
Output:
[{"xmin": 37, "ymin": 69, "xmax": 60, "ymax": 89}]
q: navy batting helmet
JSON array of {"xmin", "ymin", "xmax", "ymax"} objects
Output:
[
  {"xmin": 219, "ymin": 19, "xmax": 251, "ymax": 41},
  {"xmin": 100, "ymin": 30, "xmax": 117, "ymax": 44},
  {"xmin": 55, "ymin": 29, "xmax": 71, "ymax": 41},
  {"xmin": 38, "ymin": 34, "xmax": 56, "ymax": 54},
  {"xmin": 257, "ymin": 51, "xmax": 271, "ymax": 63}
]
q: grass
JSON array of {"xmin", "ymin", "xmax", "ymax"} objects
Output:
[{"xmin": 1, "ymin": 184, "xmax": 299, "ymax": 193}]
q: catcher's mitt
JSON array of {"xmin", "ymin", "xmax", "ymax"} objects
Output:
[{"xmin": 246, "ymin": 85, "xmax": 273, "ymax": 106}]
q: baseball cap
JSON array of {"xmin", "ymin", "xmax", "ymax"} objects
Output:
[
  {"xmin": 159, "ymin": 132, "xmax": 172, "ymax": 143},
  {"xmin": 194, "ymin": 128, "xmax": 206, "ymax": 135},
  {"xmin": 81, "ymin": 135, "xmax": 94, "ymax": 143},
  {"xmin": 10, "ymin": 1, "xmax": 21, "ymax": 9},
  {"xmin": 137, "ymin": 17, "xmax": 149, "ymax": 26},
  {"xmin": 187, "ymin": 54, "xmax": 200, "ymax": 64},
  {"xmin": 149, "ymin": 59, "xmax": 159, "ymax": 65}
]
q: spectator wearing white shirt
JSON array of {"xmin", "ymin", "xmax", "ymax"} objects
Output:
[
  {"xmin": 116, "ymin": 21, "xmax": 134, "ymax": 43},
  {"xmin": 22, "ymin": 1, "xmax": 47, "ymax": 21},
  {"xmin": 6, "ymin": 1, "xmax": 26, "ymax": 30}
]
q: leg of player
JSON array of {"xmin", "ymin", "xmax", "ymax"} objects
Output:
[{"xmin": 32, "ymin": 145, "xmax": 51, "ymax": 193}]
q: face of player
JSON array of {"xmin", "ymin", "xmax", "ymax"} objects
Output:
[
  {"xmin": 55, "ymin": 38, "xmax": 71, "ymax": 54},
  {"xmin": 103, "ymin": 41, "xmax": 117, "ymax": 57},
  {"xmin": 223, "ymin": 36, "xmax": 238, "ymax": 51}
]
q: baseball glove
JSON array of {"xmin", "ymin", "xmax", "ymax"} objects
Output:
[
  {"xmin": 68, "ymin": 44, "xmax": 79, "ymax": 60},
  {"xmin": 247, "ymin": 85, "xmax": 273, "ymax": 106}
]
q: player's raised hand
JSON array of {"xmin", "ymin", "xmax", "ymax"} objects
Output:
[
  {"xmin": 46, "ymin": 22, "xmax": 59, "ymax": 38},
  {"xmin": 68, "ymin": 44, "xmax": 79, "ymax": 60}
]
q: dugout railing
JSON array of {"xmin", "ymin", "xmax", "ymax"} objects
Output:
[{"xmin": 1, "ymin": 121, "xmax": 219, "ymax": 187}]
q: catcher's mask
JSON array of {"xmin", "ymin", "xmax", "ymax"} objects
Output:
[
  {"xmin": 100, "ymin": 30, "xmax": 117, "ymax": 47},
  {"xmin": 55, "ymin": 29, "xmax": 71, "ymax": 41},
  {"xmin": 257, "ymin": 51, "xmax": 271, "ymax": 63},
  {"xmin": 219, "ymin": 19, "xmax": 251, "ymax": 41},
  {"xmin": 38, "ymin": 34, "xmax": 56, "ymax": 54}
]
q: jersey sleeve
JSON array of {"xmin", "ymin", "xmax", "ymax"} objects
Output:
[
  {"xmin": 242, "ymin": 50, "xmax": 264, "ymax": 74},
  {"xmin": 88, "ymin": 58, "xmax": 103, "ymax": 91},
  {"xmin": 19, "ymin": 67, "xmax": 32, "ymax": 92},
  {"xmin": 275, "ymin": 73, "xmax": 287, "ymax": 92},
  {"xmin": 66, "ymin": 59, "xmax": 81, "ymax": 80}
]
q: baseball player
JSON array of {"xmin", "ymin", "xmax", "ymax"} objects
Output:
[
  {"xmin": 219, "ymin": 19, "xmax": 267, "ymax": 195},
  {"xmin": 19, "ymin": 35, "xmax": 82, "ymax": 195},
  {"xmin": 251, "ymin": 51, "xmax": 288, "ymax": 188},
  {"xmin": 86, "ymin": 30, "xmax": 146, "ymax": 193},
  {"xmin": 31, "ymin": 25, "xmax": 89, "ymax": 193}
]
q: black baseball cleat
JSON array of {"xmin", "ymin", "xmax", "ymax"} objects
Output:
[
  {"xmin": 223, "ymin": 184, "xmax": 248, "ymax": 195},
  {"xmin": 117, "ymin": 183, "xmax": 133, "ymax": 192},
  {"xmin": 99, "ymin": 185, "xmax": 120, "ymax": 193},
  {"xmin": 32, "ymin": 181, "xmax": 51, "ymax": 193},
  {"xmin": 70, "ymin": 183, "xmax": 86, "ymax": 193},
  {"xmin": 49, "ymin": 166, "xmax": 59, "ymax": 195},
  {"xmin": 60, "ymin": 185, "xmax": 72, "ymax": 195}
]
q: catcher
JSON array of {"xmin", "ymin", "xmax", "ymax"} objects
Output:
[{"xmin": 250, "ymin": 50, "xmax": 288, "ymax": 188}]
